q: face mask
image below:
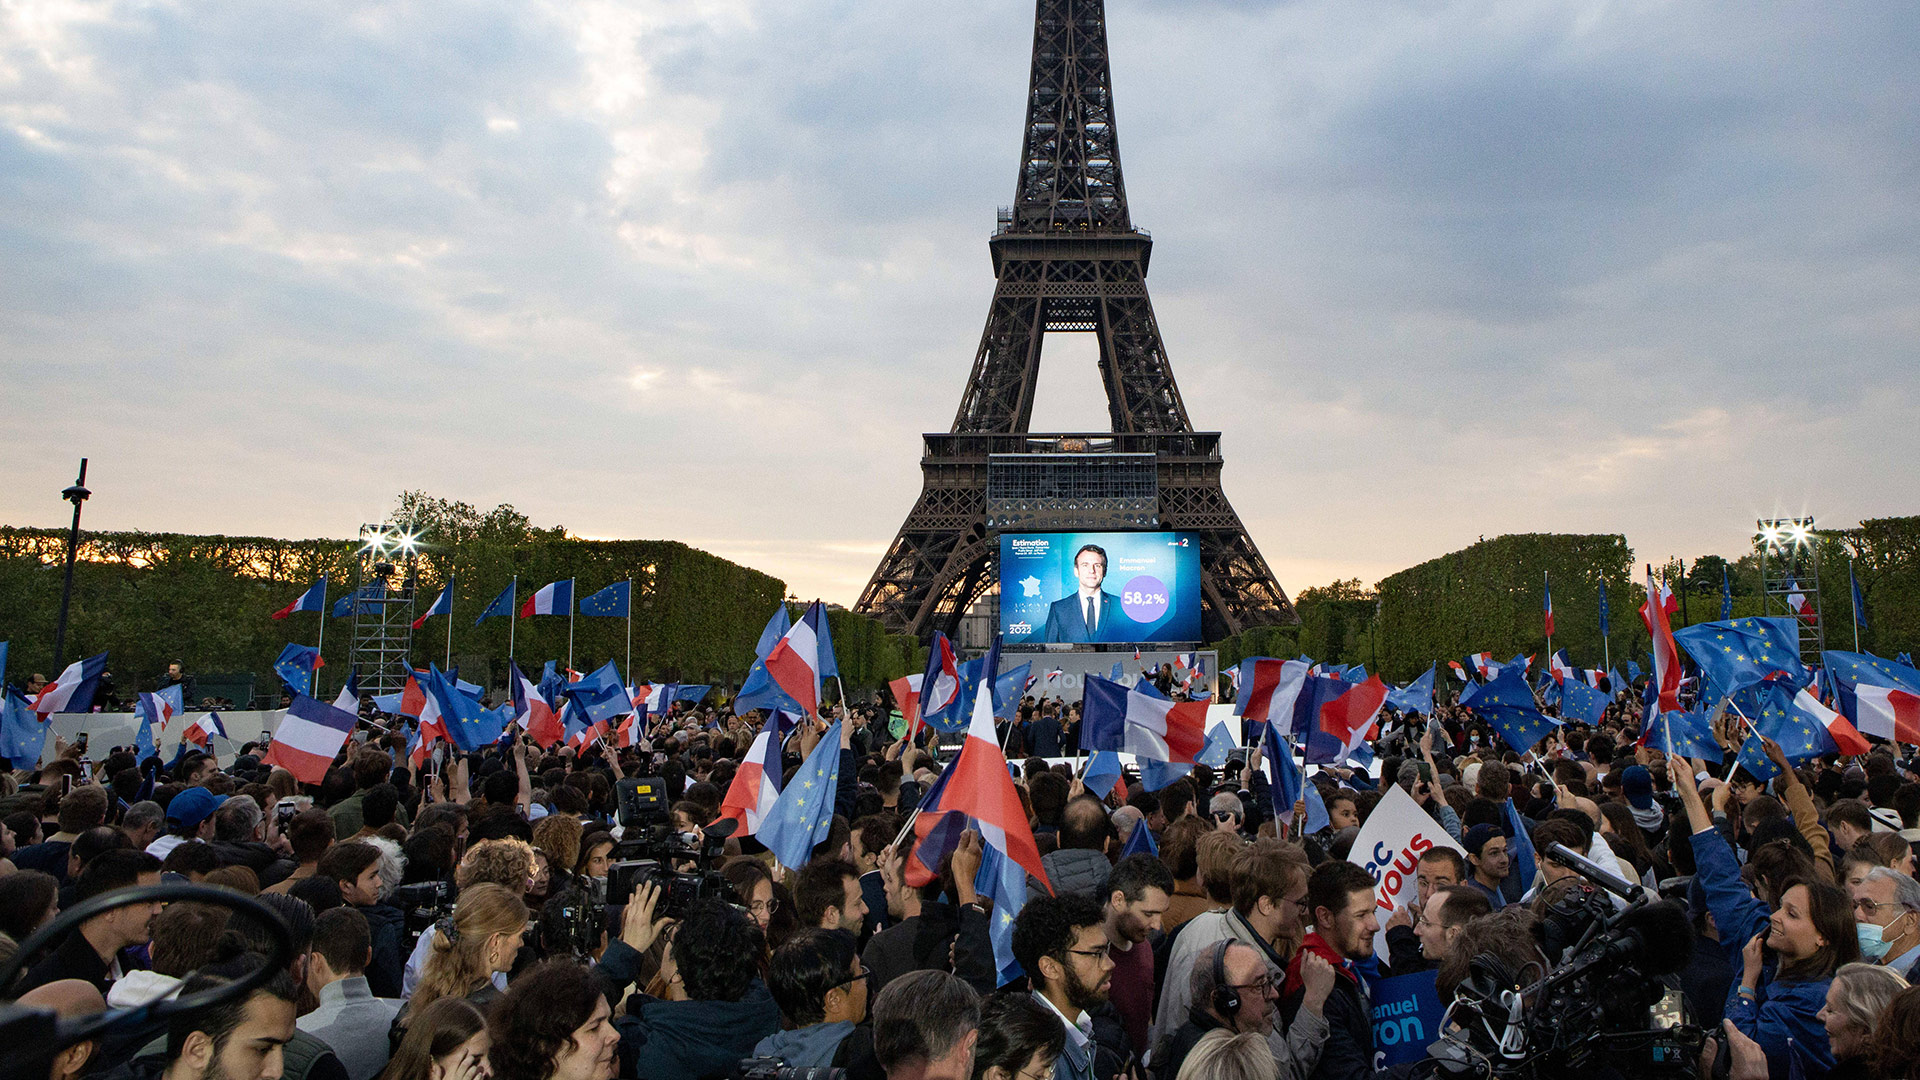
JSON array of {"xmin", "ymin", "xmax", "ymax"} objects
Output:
[{"xmin": 1858, "ymin": 921, "xmax": 1891, "ymax": 960}]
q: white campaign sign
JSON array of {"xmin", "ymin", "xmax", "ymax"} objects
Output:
[{"xmin": 1345, "ymin": 784, "xmax": 1466, "ymax": 959}]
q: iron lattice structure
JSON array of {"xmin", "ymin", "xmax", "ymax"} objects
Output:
[{"xmin": 858, "ymin": 0, "xmax": 1294, "ymax": 644}]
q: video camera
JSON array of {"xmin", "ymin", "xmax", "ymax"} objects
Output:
[
  {"xmin": 1429, "ymin": 843, "xmax": 1703, "ymax": 1080},
  {"xmin": 606, "ymin": 777, "xmax": 738, "ymax": 918},
  {"xmin": 390, "ymin": 879, "xmax": 457, "ymax": 943}
]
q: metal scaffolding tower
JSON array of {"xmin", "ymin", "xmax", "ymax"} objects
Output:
[
  {"xmin": 347, "ymin": 524, "xmax": 420, "ymax": 698},
  {"xmin": 1756, "ymin": 517, "xmax": 1825, "ymax": 662}
]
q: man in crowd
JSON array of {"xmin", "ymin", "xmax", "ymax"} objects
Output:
[
  {"xmin": 316, "ymin": 840, "xmax": 405, "ymax": 997},
  {"xmin": 1153, "ymin": 941, "xmax": 1298, "ymax": 1080},
  {"xmin": 872, "ymin": 970, "xmax": 980, "ymax": 1080},
  {"xmin": 1413, "ymin": 885, "xmax": 1492, "ymax": 969},
  {"xmin": 19, "ymin": 849, "xmax": 163, "ymax": 994},
  {"xmin": 17, "ymin": 979, "xmax": 109, "ymax": 1080},
  {"xmin": 796, "ymin": 857, "xmax": 870, "ymax": 936},
  {"xmin": 1462, "ymin": 824, "xmax": 1510, "ymax": 910},
  {"xmin": 153, "ymin": 957, "xmax": 301, "ymax": 1080},
  {"xmin": 1098, "ymin": 854, "xmax": 1173, "ymax": 1058},
  {"xmin": 755, "ymin": 928, "xmax": 879, "ymax": 1073},
  {"xmin": 1040, "ymin": 797, "xmax": 1113, "ymax": 898},
  {"xmin": 1283, "ymin": 861, "xmax": 1379, "ymax": 1080},
  {"xmin": 148, "ymin": 787, "xmax": 226, "ymax": 861},
  {"xmin": 299, "ymin": 907, "xmax": 403, "ymax": 1080},
  {"xmin": 14, "ymin": 785, "xmax": 109, "ymax": 883},
  {"xmin": 327, "ymin": 748, "xmax": 397, "ymax": 840},
  {"xmin": 1382, "ymin": 847, "xmax": 1466, "ymax": 976},
  {"xmin": 1012, "ymin": 892, "xmax": 1130, "ymax": 1080},
  {"xmin": 1852, "ymin": 866, "xmax": 1920, "ymax": 979}
]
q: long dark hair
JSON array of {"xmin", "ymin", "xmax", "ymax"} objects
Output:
[
  {"xmin": 1778, "ymin": 879, "xmax": 1862, "ymax": 982},
  {"xmin": 378, "ymin": 997, "xmax": 486, "ymax": 1080}
]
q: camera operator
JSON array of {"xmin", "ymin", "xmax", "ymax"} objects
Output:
[
  {"xmin": 752, "ymin": 927, "xmax": 882, "ymax": 1078},
  {"xmin": 264, "ymin": 810, "xmax": 335, "ymax": 897},
  {"xmin": 593, "ymin": 887, "xmax": 779, "ymax": 1078}
]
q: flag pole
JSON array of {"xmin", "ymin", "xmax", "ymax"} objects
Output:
[
  {"xmin": 567, "ymin": 579, "xmax": 576, "ymax": 674},
  {"xmin": 624, "ymin": 578, "xmax": 634, "ymax": 683},
  {"xmin": 1851, "ymin": 559, "xmax": 1863, "ymax": 652},
  {"xmin": 507, "ymin": 575, "xmax": 517, "ymax": 664},
  {"xmin": 314, "ymin": 576, "xmax": 328, "ymax": 700},
  {"xmin": 444, "ymin": 575, "xmax": 456, "ymax": 672}
]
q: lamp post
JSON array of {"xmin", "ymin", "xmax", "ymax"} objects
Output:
[{"xmin": 52, "ymin": 458, "xmax": 91, "ymax": 671}]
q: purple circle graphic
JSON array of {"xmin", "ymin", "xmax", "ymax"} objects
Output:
[{"xmin": 1120, "ymin": 575, "xmax": 1170, "ymax": 623}]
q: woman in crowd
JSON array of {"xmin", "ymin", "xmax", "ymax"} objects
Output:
[
  {"xmin": 1870, "ymin": 984, "xmax": 1920, "ymax": 1079},
  {"xmin": 971, "ymin": 990, "xmax": 1064, "ymax": 1080},
  {"xmin": 396, "ymin": 883, "xmax": 529, "ymax": 1045},
  {"xmin": 0, "ymin": 869, "xmax": 58, "ymax": 942},
  {"xmin": 489, "ymin": 961, "xmax": 622, "ymax": 1080},
  {"xmin": 1174, "ymin": 1030, "xmax": 1272, "ymax": 1080},
  {"xmin": 1676, "ymin": 749, "xmax": 1860, "ymax": 1077},
  {"xmin": 721, "ymin": 858, "xmax": 780, "ymax": 935},
  {"xmin": 1818, "ymin": 963, "xmax": 1908, "ymax": 1080},
  {"xmin": 379, "ymin": 997, "xmax": 491, "ymax": 1080}
]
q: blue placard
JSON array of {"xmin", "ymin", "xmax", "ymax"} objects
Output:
[
  {"xmin": 998, "ymin": 531, "xmax": 1202, "ymax": 645},
  {"xmin": 1369, "ymin": 969, "xmax": 1444, "ymax": 1068}
]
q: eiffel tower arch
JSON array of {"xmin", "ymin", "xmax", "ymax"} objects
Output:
[{"xmin": 856, "ymin": 0, "xmax": 1295, "ymax": 644}]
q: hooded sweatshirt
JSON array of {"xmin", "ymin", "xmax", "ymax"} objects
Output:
[{"xmin": 753, "ymin": 1020, "xmax": 856, "ymax": 1067}]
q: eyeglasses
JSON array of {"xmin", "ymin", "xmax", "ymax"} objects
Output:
[
  {"xmin": 1227, "ymin": 975, "xmax": 1274, "ymax": 996},
  {"xmin": 1278, "ymin": 894, "xmax": 1309, "ymax": 913},
  {"xmin": 1015, "ymin": 1065, "xmax": 1055, "ymax": 1080},
  {"xmin": 750, "ymin": 896, "xmax": 780, "ymax": 915},
  {"xmin": 832, "ymin": 969, "xmax": 871, "ymax": 990},
  {"xmin": 1066, "ymin": 945, "xmax": 1112, "ymax": 962},
  {"xmin": 1856, "ymin": 898, "xmax": 1905, "ymax": 916}
]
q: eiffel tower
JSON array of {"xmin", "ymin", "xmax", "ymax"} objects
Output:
[{"xmin": 856, "ymin": 0, "xmax": 1294, "ymax": 643}]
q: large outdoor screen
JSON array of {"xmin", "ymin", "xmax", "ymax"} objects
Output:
[{"xmin": 999, "ymin": 531, "xmax": 1203, "ymax": 645}]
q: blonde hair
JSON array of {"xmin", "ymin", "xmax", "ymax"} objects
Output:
[
  {"xmin": 1830, "ymin": 962, "xmax": 1908, "ymax": 1040},
  {"xmin": 409, "ymin": 883, "xmax": 528, "ymax": 1015},
  {"xmin": 1174, "ymin": 1030, "xmax": 1274, "ymax": 1080}
]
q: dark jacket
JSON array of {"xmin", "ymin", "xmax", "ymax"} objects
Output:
[
  {"xmin": 210, "ymin": 839, "xmax": 296, "ymax": 886},
  {"xmin": 1382, "ymin": 925, "xmax": 1434, "ymax": 980},
  {"xmin": 1282, "ymin": 933, "xmax": 1373, "ymax": 1080},
  {"xmin": 12, "ymin": 839, "xmax": 73, "ymax": 883},
  {"xmin": 1152, "ymin": 1011, "xmax": 1227, "ymax": 1080},
  {"xmin": 862, "ymin": 902, "xmax": 999, "ymax": 995},
  {"xmin": 1029, "ymin": 715, "xmax": 1064, "ymax": 757},
  {"xmin": 19, "ymin": 928, "xmax": 113, "ymax": 995},
  {"xmin": 357, "ymin": 902, "xmax": 407, "ymax": 999},
  {"xmin": 617, "ymin": 982, "xmax": 783, "ymax": 1080},
  {"xmin": 859, "ymin": 869, "xmax": 891, "ymax": 944},
  {"xmin": 1038, "ymin": 847, "xmax": 1110, "ymax": 899}
]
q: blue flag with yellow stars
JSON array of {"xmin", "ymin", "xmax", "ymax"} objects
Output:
[
  {"xmin": 758, "ymin": 720, "xmax": 843, "ymax": 871},
  {"xmin": 1644, "ymin": 703, "xmax": 1723, "ymax": 763},
  {"xmin": 1673, "ymin": 617, "xmax": 1809, "ymax": 701},
  {"xmin": 1559, "ymin": 677, "xmax": 1611, "ymax": 726},
  {"xmin": 1825, "ymin": 651, "xmax": 1920, "ymax": 695},
  {"xmin": 1732, "ymin": 682, "xmax": 1839, "ymax": 779},
  {"xmin": 1460, "ymin": 664, "xmax": 1557, "ymax": 753}
]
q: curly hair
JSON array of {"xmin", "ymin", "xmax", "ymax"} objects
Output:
[
  {"xmin": 486, "ymin": 960, "xmax": 607, "ymax": 1080},
  {"xmin": 456, "ymin": 838, "xmax": 535, "ymax": 892},
  {"xmin": 531, "ymin": 815, "xmax": 582, "ymax": 879},
  {"xmin": 674, "ymin": 898, "xmax": 766, "ymax": 1003}
]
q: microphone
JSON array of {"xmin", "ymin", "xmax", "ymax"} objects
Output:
[{"xmin": 1544, "ymin": 842, "xmax": 1644, "ymax": 901}]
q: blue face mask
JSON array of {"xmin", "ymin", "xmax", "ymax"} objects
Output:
[{"xmin": 1859, "ymin": 921, "xmax": 1891, "ymax": 960}]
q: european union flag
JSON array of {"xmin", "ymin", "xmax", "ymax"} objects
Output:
[
  {"xmin": 1673, "ymin": 617, "xmax": 1809, "ymax": 700},
  {"xmin": 1505, "ymin": 798, "xmax": 1537, "ymax": 893},
  {"xmin": 1733, "ymin": 682, "xmax": 1835, "ymax": 776},
  {"xmin": 1851, "ymin": 566, "xmax": 1868, "ymax": 630},
  {"xmin": 1121, "ymin": 817, "xmax": 1158, "ymax": 859},
  {"xmin": 972, "ymin": 823, "xmax": 1030, "ymax": 986},
  {"xmin": 274, "ymin": 643, "xmax": 324, "ymax": 696},
  {"xmin": 474, "ymin": 580, "xmax": 515, "ymax": 626},
  {"xmin": 993, "ymin": 662, "xmax": 1032, "ymax": 721},
  {"xmin": 1386, "ymin": 665, "xmax": 1436, "ymax": 716},
  {"xmin": 1, "ymin": 689, "xmax": 45, "ymax": 765},
  {"xmin": 1628, "ymin": 660, "xmax": 1643, "ymax": 682},
  {"xmin": 1196, "ymin": 723, "xmax": 1236, "ymax": 768},
  {"xmin": 1140, "ymin": 758, "xmax": 1195, "ymax": 792},
  {"xmin": 1644, "ymin": 704, "xmax": 1723, "ymax": 763},
  {"xmin": 1598, "ymin": 582, "xmax": 1610, "ymax": 639},
  {"xmin": 1826, "ymin": 651, "xmax": 1920, "ymax": 694},
  {"xmin": 1461, "ymin": 665, "xmax": 1557, "ymax": 753},
  {"xmin": 1083, "ymin": 751, "xmax": 1126, "ymax": 800},
  {"xmin": 1721, "ymin": 565, "xmax": 1734, "ymax": 621},
  {"xmin": 758, "ymin": 720, "xmax": 844, "ymax": 871},
  {"xmin": 1559, "ymin": 677, "xmax": 1610, "ymax": 725},
  {"xmin": 578, "ymin": 581, "xmax": 630, "ymax": 618}
]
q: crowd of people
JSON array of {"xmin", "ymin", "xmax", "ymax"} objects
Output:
[{"xmin": 6, "ymin": 680, "xmax": 1920, "ymax": 1080}]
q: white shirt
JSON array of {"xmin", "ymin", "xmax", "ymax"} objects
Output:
[
  {"xmin": 1033, "ymin": 988, "xmax": 1091, "ymax": 1048},
  {"xmin": 146, "ymin": 834, "xmax": 190, "ymax": 860}
]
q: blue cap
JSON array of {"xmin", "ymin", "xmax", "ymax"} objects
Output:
[
  {"xmin": 165, "ymin": 786, "xmax": 228, "ymax": 828},
  {"xmin": 1464, "ymin": 823, "xmax": 1504, "ymax": 856},
  {"xmin": 1621, "ymin": 766, "xmax": 1655, "ymax": 811}
]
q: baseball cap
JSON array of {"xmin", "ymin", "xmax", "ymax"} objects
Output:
[
  {"xmin": 1621, "ymin": 766, "xmax": 1655, "ymax": 811},
  {"xmin": 1464, "ymin": 823, "xmax": 1504, "ymax": 856},
  {"xmin": 165, "ymin": 786, "xmax": 228, "ymax": 829}
]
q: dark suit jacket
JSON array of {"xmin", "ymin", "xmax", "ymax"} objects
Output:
[{"xmin": 1042, "ymin": 590, "xmax": 1129, "ymax": 643}]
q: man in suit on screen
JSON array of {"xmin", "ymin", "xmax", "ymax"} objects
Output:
[{"xmin": 1042, "ymin": 544, "xmax": 1134, "ymax": 643}]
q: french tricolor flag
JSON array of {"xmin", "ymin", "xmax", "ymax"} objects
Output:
[
  {"xmin": 1848, "ymin": 682, "xmax": 1920, "ymax": 745},
  {"xmin": 510, "ymin": 662, "xmax": 563, "ymax": 747},
  {"xmin": 1796, "ymin": 687, "xmax": 1870, "ymax": 756},
  {"xmin": 1233, "ymin": 658, "xmax": 1308, "ymax": 729},
  {"xmin": 183, "ymin": 711, "xmax": 229, "ymax": 749},
  {"xmin": 412, "ymin": 581, "xmax": 453, "ymax": 629},
  {"xmin": 765, "ymin": 601, "xmax": 831, "ymax": 716},
  {"xmin": 263, "ymin": 694, "xmax": 356, "ymax": 784},
  {"xmin": 520, "ymin": 579, "xmax": 573, "ymax": 618},
  {"xmin": 32, "ymin": 652, "xmax": 109, "ymax": 716},
  {"xmin": 271, "ymin": 578, "xmax": 327, "ymax": 620},
  {"xmin": 1080, "ymin": 675, "xmax": 1210, "ymax": 763},
  {"xmin": 137, "ymin": 688, "xmax": 181, "ymax": 734},
  {"xmin": 1640, "ymin": 567, "xmax": 1685, "ymax": 716},
  {"xmin": 719, "ymin": 710, "xmax": 792, "ymax": 835},
  {"xmin": 888, "ymin": 674, "xmax": 924, "ymax": 738},
  {"xmin": 1543, "ymin": 577, "xmax": 1555, "ymax": 637},
  {"xmin": 914, "ymin": 633, "xmax": 961, "ymax": 738}
]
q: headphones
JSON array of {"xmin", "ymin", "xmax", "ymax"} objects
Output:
[{"xmin": 1209, "ymin": 940, "xmax": 1241, "ymax": 1017}]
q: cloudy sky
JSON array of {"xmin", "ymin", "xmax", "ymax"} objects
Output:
[{"xmin": 3, "ymin": 0, "xmax": 1915, "ymax": 608}]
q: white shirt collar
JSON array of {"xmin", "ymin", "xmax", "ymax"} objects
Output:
[{"xmin": 1032, "ymin": 990, "xmax": 1091, "ymax": 1047}]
